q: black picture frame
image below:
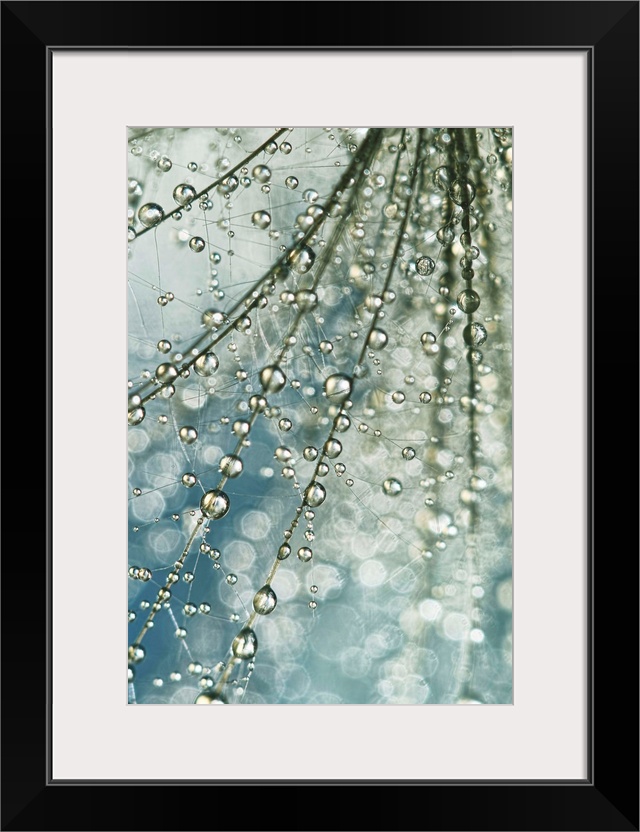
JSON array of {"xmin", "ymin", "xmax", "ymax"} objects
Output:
[{"xmin": 2, "ymin": 2, "xmax": 637, "ymax": 830}]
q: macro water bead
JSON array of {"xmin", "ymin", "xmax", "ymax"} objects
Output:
[
  {"xmin": 219, "ymin": 454, "xmax": 243, "ymax": 478},
  {"xmin": 253, "ymin": 585, "xmax": 277, "ymax": 615},
  {"xmin": 200, "ymin": 489, "xmax": 230, "ymax": 519},
  {"xmin": 367, "ymin": 328, "xmax": 388, "ymax": 350},
  {"xmin": 457, "ymin": 289, "xmax": 481, "ymax": 314},
  {"xmin": 189, "ymin": 236, "xmax": 206, "ymax": 253},
  {"xmin": 194, "ymin": 692, "xmax": 225, "ymax": 705},
  {"xmin": 304, "ymin": 481, "xmax": 327, "ymax": 507},
  {"xmin": 155, "ymin": 363, "xmax": 179, "ymax": 384},
  {"xmin": 251, "ymin": 210, "xmax": 271, "ymax": 229},
  {"xmin": 194, "ymin": 351, "xmax": 219, "ymax": 377},
  {"xmin": 128, "ymin": 406, "xmax": 145, "ymax": 426},
  {"xmin": 173, "ymin": 183, "xmax": 197, "ymax": 206},
  {"xmin": 260, "ymin": 365, "xmax": 287, "ymax": 394},
  {"xmin": 415, "ymin": 256, "xmax": 435, "ymax": 277},
  {"xmin": 232, "ymin": 627, "xmax": 258, "ymax": 659},
  {"xmin": 252, "ymin": 164, "xmax": 271, "ymax": 183},
  {"xmin": 179, "ymin": 426, "xmax": 198, "ymax": 444},
  {"xmin": 463, "ymin": 322, "xmax": 488, "ymax": 347},
  {"xmin": 449, "ymin": 178, "xmax": 477, "ymax": 206},
  {"xmin": 383, "ymin": 477, "xmax": 403, "ymax": 496},
  {"xmin": 324, "ymin": 374, "xmax": 352, "ymax": 404},
  {"xmin": 137, "ymin": 203, "xmax": 164, "ymax": 227},
  {"xmin": 287, "ymin": 245, "xmax": 315, "ymax": 275}
]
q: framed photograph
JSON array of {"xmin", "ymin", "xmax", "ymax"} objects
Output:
[{"xmin": 2, "ymin": 1, "xmax": 637, "ymax": 830}]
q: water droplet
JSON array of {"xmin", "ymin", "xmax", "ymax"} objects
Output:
[
  {"xmin": 383, "ymin": 477, "xmax": 402, "ymax": 496},
  {"xmin": 226, "ymin": 573, "xmax": 238, "ymax": 585},
  {"xmin": 419, "ymin": 391, "xmax": 432, "ymax": 404},
  {"xmin": 402, "ymin": 447, "xmax": 416, "ymax": 460},
  {"xmin": 156, "ymin": 363, "xmax": 178, "ymax": 384},
  {"xmin": 324, "ymin": 374, "xmax": 352, "ymax": 404},
  {"xmin": 219, "ymin": 454, "xmax": 243, "ymax": 478},
  {"xmin": 182, "ymin": 473, "xmax": 197, "ymax": 488},
  {"xmin": 232, "ymin": 626, "xmax": 258, "ymax": 659},
  {"xmin": 194, "ymin": 351, "xmax": 219, "ymax": 377},
  {"xmin": 437, "ymin": 225, "xmax": 455, "ymax": 245},
  {"xmin": 128, "ymin": 645, "xmax": 145, "ymax": 663},
  {"xmin": 128, "ymin": 406, "xmax": 145, "ymax": 426},
  {"xmin": 194, "ymin": 692, "xmax": 226, "ymax": 704},
  {"xmin": 416, "ymin": 256, "xmax": 435, "ymax": 276},
  {"xmin": 450, "ymin": 178, "xmax": 476, "ymax": 206},
  {"xmin": 457, "ymin": 290, "xmax": 481, "ymax": 314},
  {"xmin": 157, "ymin": 155, "xmax": 172, "ymax": 172},
  {"xmin": 179, "ymin": 426, "xmax": 198, "ymax": 444},
  {"xmin": 335, "ymin": 414, "xmax": 351, "ymax": 432},
  {"xmin": 138, "ymin": 203, "xmax": 164, "ymax": 227},
  {"xmin": 367, "ymin": 328, "xmax": 388, "ymax": 350},
  {"xmin": 288, "ymin": 245, "xmax": 315, "ymax": 274},
  {"xmin": 189, "ymin": 236, "xmax": 206, "ymax": 253},
  {"xmin": 202, "ymin": 309, "xmax": 226, "ymax": 329},
  {"xmin": 277, "ymin": 543, "xmax": 291, "ymax": 560},
  {"xmin": 233, "ymin": 419, "xmax": 251, "ymax": 437},
  {"xmin": 173, "ymin": 183, "xmax": 197, "ymax": 206},
  {"xmin": 463, "ymin": 322, "xmax": 488, "ymax": 347},
  {"xmin": 433, "ymin": 165, "xmax": 453, "ymax": 191},
  {"xmin": 304, "ymin": 481, "xmax": 326, "ymax": 507},
  {"xmin": 295, "ymin": 289, "xmax": 318, "ymax": 311},
  {"xmin": 297, "ymin": 546, "xmax": 313, "ymax": 563},
  {"xmin": 253, "ymin": 584, "xmax": 277, "ymax": 615},
  {"xmin": 252, "ymin": 164, "xmax": 271, "ymax": 183},
  {"xmin": 251, "ymin": 210, "xmax": 271, "ymax": 229},
  {"xmin": 323, "ymin": 439, "xmax": 342, "ymax": 459},
  {"xmin": 420, "ymin": 332, "xmax": 439, "ymax": 356},
  {"xmin": 260, "ymin": 365, "xmax": 286, "ymax": 393},
  {"xmin": 285, "ymin": 176, "xmax": 299, "ymax": 190},
  {"xmin": 157, "ymin": 339, "xmax": 171, "ymax": 354},
  {"xmin": 200, "ymin": 489, "xmax": 230, "ymax": 519},
  {"xmin": 391, "ymin": 391, "xmax": 405, "ymax": 404}
]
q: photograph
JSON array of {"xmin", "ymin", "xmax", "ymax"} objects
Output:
[{"xmin": 127, "ymin": 126, "xmax": 513, "ymax": 706}]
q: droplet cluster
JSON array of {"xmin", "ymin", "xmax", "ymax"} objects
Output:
[{"xmin": 127, "ymin": 127, "xmax": 512, "ymax": 705}]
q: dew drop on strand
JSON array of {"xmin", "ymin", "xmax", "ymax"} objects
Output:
[
  {"xmin": 253, "ymin": 585, "xmax": 277, "ymax": 615},
  {"xmin": 251, "ymin": 210, "xmax": 271, "ymax": 230},
  {"xmin": 138, "ymin": 203, "xmax": 164, "ymax": 227},
  {"xmin": 463, "ymin": 322, "xmax": 488, "ymax": 347},
  {"xmin": 382, "ymin": 477, "xmax": 403, "ymax": 496},
  {"xmin": 304, "ymin": 481, "xmax": 326, "ymax": 507},
  {"xmin": 219, "ymin": 454, "xmax": 243, "ymax": 478},
  {"xmin": 457, "ymin": 290, "xmax": 481, "ymax": 314},
  {"xmin": 232, "ymin": 626, "xmax": 258, "ymax": 659},
  {"xmin": 173, "ymin": 184, "xmax": 196, "ymax": 206},
  {"xmin": 260, "ymin": 365, "xmax": 287, "ymax": 394},
  {"xmin": 200, "ymin": 489, "xmax": 230, "ymax": 519},
  {"xmin": 194, "ymin": 352, "xmax": 219, "ymax": 377},
  {"xmin": 324, "ymin": 374, "xmax": 352, "ymax": 404},
  {"xmin": 415, "ymin": 256, "xmax": 435, "ymax": 276}
]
